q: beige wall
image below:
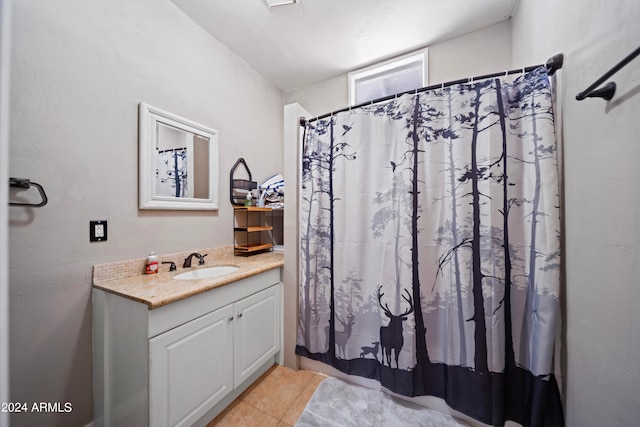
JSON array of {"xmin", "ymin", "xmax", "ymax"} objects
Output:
[
  {"xmin": 9, "ymin": 0, "xmax": 283, "ymax": 425},
  {"xmin": 512, "ymin": 1, "xmax": 640, "ymax": 426},
  {"xmin": 284, "ymin": 20, "xmax": 512, "ymax": 118}
]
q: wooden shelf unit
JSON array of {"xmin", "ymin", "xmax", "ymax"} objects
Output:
[{"xmin": 233, "ymin": 206, "xmax": 274, "ymax": 256}]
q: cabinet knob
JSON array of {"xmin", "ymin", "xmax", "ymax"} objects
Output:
[
  {"xmin": 228, "ymin": 317, "xmax": 234, "ymax": 322},
  {"xmin": 237, "ymin": 312, "xmax": 243, "ymax": 318}
]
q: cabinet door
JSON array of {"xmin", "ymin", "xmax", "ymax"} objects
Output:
[
  {"xmin": 233, "ymin": 285, "xmax": 279, "ymax": 385},
  {"xmin": 149, "ymin": 304, "xmax": 234, "ymax": 427}
]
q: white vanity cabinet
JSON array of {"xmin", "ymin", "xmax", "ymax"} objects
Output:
[{"xmin": 93, "ymin": 268, "xmax": 282, "ymax": 427}]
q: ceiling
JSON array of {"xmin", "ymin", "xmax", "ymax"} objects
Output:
[{"xmin": 171, "ymin": 0, "xmax": 519, "ymax": 92}]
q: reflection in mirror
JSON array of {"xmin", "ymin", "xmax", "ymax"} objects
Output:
[
  {"xmin": 139, "ymin": 103, "xmax": 219, "ymax": 210},
  {"xmin": 155, "ymin": 123, "xmax": 210, "ymax": 198}
]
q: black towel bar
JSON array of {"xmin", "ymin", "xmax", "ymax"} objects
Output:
[{"xmin": 576, "ymin": 45, "xmax": 640, "ymax": 101}]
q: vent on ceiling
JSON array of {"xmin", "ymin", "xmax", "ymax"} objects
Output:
[{"xmin": 264, "ymin": 0, "xmax": 298, "ymax": 7}]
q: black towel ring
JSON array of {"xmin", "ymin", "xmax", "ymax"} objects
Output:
[{"xmin": 9, "ymin": 177, "xmax": 48, "ymax": 207}]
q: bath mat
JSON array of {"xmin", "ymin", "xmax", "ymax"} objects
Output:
[{"xmin": 295, "ymin": 377, "xmax": 468, "ymax": 427}]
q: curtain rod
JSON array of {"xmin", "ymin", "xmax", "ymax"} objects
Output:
[
  {"xmin": 300, "ymin": 53, "xmax": 564, "ymax": 126},
  {"xmin": 157, "ymin": 147, "xmax": 187, "ymax": 154}
]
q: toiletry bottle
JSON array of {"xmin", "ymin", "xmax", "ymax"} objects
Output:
[
  {"xmin": 257, "ymin": 189, "xmax": 266, "ymax": 207},
  {"xmin": 146, "ymin": 252, "xmax": 158, "ymax": 274},
  {"xmin": 245, "ymin": 192, "xmax": 253, "ymax": 206}
]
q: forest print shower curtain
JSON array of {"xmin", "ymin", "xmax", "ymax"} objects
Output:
[{"xmin": 296, "ymin": 67, "xmax": 564, "ymax": 426}]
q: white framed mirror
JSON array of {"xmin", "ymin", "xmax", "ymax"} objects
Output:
[{"xmin": 139, "ymin": 102, "xmax": 219, "ymax": 210}]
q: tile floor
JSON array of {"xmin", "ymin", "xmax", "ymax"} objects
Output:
[{"xmin": 206, "ymin": 365, "xmax": 326, "ymax": 427}]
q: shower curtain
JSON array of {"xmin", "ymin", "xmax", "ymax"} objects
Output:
[{"xmin": 296, "ymin": 67, "xmax": 564, "ymax": 426}]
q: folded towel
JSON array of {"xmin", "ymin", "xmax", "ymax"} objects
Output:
[
  {"xmin": 259, "ymin": 174, "xmax": 284, "ymax": 205},
  {"xmin": 260, "ymin": 174, "xmax": 284, "ymax": 195}
]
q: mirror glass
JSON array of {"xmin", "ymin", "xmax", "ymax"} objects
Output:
[{"xmin": 139, "ymin": 103, "xmax": 219, "ymax": 210}]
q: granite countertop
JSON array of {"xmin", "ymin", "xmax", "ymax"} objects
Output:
[{"xmin": 93, "ymin": 250, "xmax": 284, "ymax": 309}]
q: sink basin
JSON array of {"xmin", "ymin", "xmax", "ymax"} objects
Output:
[{"xmin": 173, "ymin": 266, "xmax": 239, "ymax": 280}]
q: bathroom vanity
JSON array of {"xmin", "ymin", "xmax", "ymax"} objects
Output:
[{"xmin": 92, "ymin": 249, "xmax": 284, "ymax": 427}]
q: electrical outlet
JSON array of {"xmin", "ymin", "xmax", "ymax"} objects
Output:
[{"xmin": 90, "ymin": 220, "xmax": 108, "ymax": 242}]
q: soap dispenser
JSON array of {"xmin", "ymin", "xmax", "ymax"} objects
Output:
[{"xmin": 145, "ymin": 252, "xmax": 158, "ymax": 274}]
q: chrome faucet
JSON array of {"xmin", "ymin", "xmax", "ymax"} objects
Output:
[{"xmin": 183, "ymin": 252, "xmax": 207, "ymax": 268}]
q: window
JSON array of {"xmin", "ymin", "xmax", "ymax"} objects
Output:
[{"xmin": 348, "ymin": 48, "xmax": 428, "ymax": 106}]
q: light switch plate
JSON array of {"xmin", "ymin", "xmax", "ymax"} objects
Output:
[{"xmin": 90, "ymin": 220, "xmax": 108, "ymax": 242}]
